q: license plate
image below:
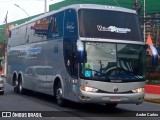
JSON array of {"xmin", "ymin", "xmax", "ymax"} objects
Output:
[{"xmin": 110, "ymin": 97, "xmax": 121, "ymax": 102}]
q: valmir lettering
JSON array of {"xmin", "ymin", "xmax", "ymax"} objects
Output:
[{"xmin": 97, "ymin": 25, "xmax": 131, "ymax": 33}]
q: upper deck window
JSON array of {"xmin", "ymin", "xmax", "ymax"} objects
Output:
[{"xmin": 78, "ymin": 9, "xmax": 142, "ymax": 42}]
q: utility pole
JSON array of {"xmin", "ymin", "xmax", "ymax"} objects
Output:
[
  {"xmin": 133, "ymin": 0, "xmax": 142, "ymax": 15},
  {"xmin": 133, "ymin": 0, "xmax": 145, "ymax": 41},
  {"xmin": 144, "ymin": 0, "xmax": 146, "ymax": 41},
  {"xmin": 4, "ymin": 11, "xmax": 8, "ymax": 77},
  {"xmin": 44, "ymin": 0, "xmax": 47, "ymax": 13}
]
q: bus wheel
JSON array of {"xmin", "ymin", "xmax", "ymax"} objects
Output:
[
  {"xmin": 14, "ymin": 79, "xmax": 19, "ymax": 93},
  {"xmin": 18, "ymin": 78, "xmax": 25, "ymax": 94},
  {"xmin": 105, "ymin": 103, "xmax": 118, "ymax": 109},
  {"xmin": 55, "ymin": 82, "xmax": 65, "ymax": 106}
]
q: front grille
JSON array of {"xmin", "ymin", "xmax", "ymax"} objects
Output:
[{"xmin": 97, "ymin": 89, "xmax": 133, "ymax": 94}]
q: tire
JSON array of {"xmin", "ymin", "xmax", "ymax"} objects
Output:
[
  {"xmin": 55, "ymin": 82, "xmax": 65, "ymax": 106},
  {"xmin": 18, "ymin": 79, "xmax": 25, "ymax": 95},
  {"xmin": 14, "ymin": 79, "xmax": 19, "ymax": 93}
]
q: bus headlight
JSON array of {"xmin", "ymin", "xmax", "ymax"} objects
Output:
[
  {"xmin": 132, "ymin": 88, "xmax": 145, "ymax": 93},
  {"xmin": 80, "ymin": 86, "xmax": 98, "ymax": 92}
]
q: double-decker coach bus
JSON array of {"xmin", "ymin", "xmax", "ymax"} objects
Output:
[{"xmin": 7, "ymin": 4, "xmax": 146, "ymax": 107}]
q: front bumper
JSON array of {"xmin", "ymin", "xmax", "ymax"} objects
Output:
[{"xmin": 78, "ymin": 90, "xmax": 145, "ymax": 104}]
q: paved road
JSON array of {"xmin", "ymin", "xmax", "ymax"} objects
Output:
[{"xmin": 0, "ymin": 79, "xmax": 160, "ymax": 120}]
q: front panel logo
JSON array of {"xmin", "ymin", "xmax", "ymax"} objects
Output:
[{"xmin": 113, "ymin": 86, "xmax": 118, "ymax": 93}]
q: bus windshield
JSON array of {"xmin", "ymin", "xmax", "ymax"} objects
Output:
[
  {"xmin": 80, "ymin": 42, "xmax": 145, "ymax": 82},
  {"xmin": 78, "ymin": 9, "xmax": 142, "ymax": 41}
]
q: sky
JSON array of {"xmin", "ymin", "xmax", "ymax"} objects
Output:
[{"xmin": 0, "ymin": 0, "xmax": 63, "ymax": 25}]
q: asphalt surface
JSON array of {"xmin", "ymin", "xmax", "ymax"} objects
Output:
[{"xmin": 0, "ymin": 78, "xmax": 160, "ymax": 120}]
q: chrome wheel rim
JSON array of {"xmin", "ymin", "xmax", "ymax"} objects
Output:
[{"xmin": 56, "ymin": 88, "xmax": 62, "ymax": 104}]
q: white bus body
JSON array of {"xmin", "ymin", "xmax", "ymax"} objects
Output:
[{"xmin": 7, "ymin": 4, "xmax": 146, "ymax": 107}]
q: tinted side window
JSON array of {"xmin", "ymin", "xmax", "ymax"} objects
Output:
[
  {"xmin": 26, "ymin": 11, "xmax": 64, "ymax": 43},
  {"xmin": 47, "ymin": 11, "xmax": 64, "ymax": 39},
  {"xmin": 9, "ymin": 25, "xmax": 27, "ymax": 46},
  {"xmin": 28, "ymin": 18, "xmax": 48, "ymax": 43}
]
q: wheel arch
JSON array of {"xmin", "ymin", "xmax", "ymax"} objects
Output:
[
  {"xmin": 53, "ymin": 74, "xmax": 64, "ymax": 96},
  {"xmin": 18, "ymin": 71, "xmax": 25, "ymax": 86}
]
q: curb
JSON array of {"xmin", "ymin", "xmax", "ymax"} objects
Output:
[
  {"xmin": 144, "ymin": 98, "xmax": 160, "ymax": 104},
  {"xmin": 145, "ymin": 84, "xmax": 160, "ymax": 94}
]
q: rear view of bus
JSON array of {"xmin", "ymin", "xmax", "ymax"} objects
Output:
[{"xmin": 75, "ymin": 5, "xmax": 145, "ymax": 107}]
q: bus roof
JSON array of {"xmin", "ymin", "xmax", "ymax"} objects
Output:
[{"xmin": 11, "ymin": 4, "xmax": 137, "ymax": 30}]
